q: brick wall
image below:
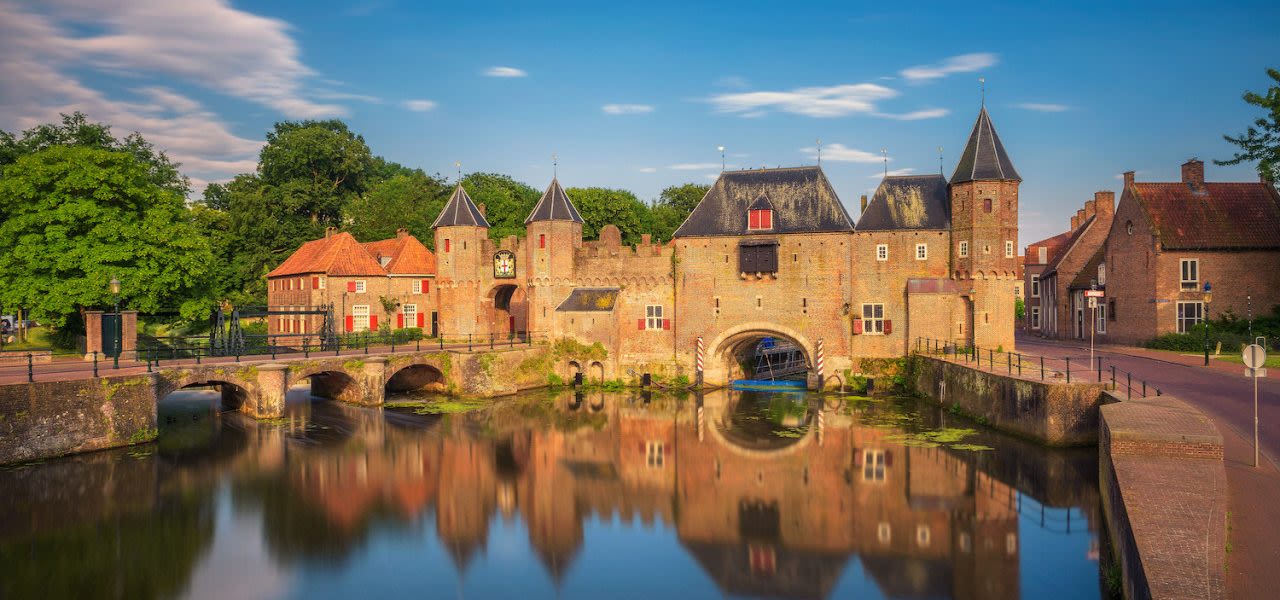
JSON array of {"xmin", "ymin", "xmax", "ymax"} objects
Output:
[{"xmin": 0, "ymin": 374, "xmax": 157, "ymax": 464}]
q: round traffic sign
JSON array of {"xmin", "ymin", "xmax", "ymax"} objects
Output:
[{"xmin": 1243, "ymin": 344, "xmax": 1267, "ymax": 369}]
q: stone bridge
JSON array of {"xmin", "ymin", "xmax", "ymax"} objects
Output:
[{"xmin": 0, "ymin": 345, "xmax": 551, "ymax": 464}]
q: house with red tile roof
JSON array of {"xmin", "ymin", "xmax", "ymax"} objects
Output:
[
  {"xmin": 266, "ymin": 227, "xmax": 437, "ymax": 336},
  {"xmin": 1023, "ymin": 191, "xmax": 1115, "ymax": 339},
  {"xmin": 1102, "ymin": 159, "xmax": 1280, "ymax": 344}
]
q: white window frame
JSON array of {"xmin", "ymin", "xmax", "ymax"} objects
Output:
[
  {"xmin": 354, "ymin": 280, "xmax": 367, "ymax": 294},
  {"xmin": 412, "ymin": 280, "xmax": 422, "ymax": 294},
  {"xmin": 317, "ymin": 276, "xmax": 326, "ymax": 290},
  {"xmin": 403, "ymin": 304, "xmax": 417, "ymax": 328},
  {"xmin": 352, "ymin": 305, "xmax": 370, "ymax": 331},
  {"xmin": 645, "ymin": 305, "xmax": 664, "ymax": 330},
  {"xmin": 646, "ymin": 440, "xmax": 664, "ymax": 468},
  {"xmin": 1031, "ymin": 306, "xmax": 1041, "ymax": 329},
  {"xmin": 876, "ymin": 244, "xmax": 888, "ymax": 261},
  {"xmin": 1176, "ymin": 301, "xmax": 1203, "ymax": 333},
  {"xmin": 1005, "ymin": 240, "xmax": 1014, "ymax": 258},
  {"xmin": 1031, "ymin": 275, "xmax": 1040, "ymax": 298},
  {"xmin": 917, "ymin": 524, "xmax": 932, "ymax": 547},
  {"xmin": 1180, "ymin": 259, "xmax": 1198, "ymax": 291},
  {"xmin": 915, "ymin": 243, "xmax": 927, "ymax": 260},
  {"xmin": 1098, "ymin": 264, "xmax": 1106, "ymax": 286},
  {"xmin": 1096, "ymin": 302, "xmax": 1107, "ymax": 334},
  {"xmin": 862, "ymin": 303, "xmax": 885, "ymax": 335},
  {"xmin": 862, "ymin": 449, "xmax": 885, "ymax": 481},
  {"xmin": 958, "ymin": 241, "xmax": 968, "ymax": 258}
]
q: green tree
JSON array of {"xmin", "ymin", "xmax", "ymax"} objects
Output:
[
  {"xmin": 0, "ymin": 146, "xmax": 214, "ymax": 337},
  {"xmin": 566, "ymin": 187, "xmax": 653, "ymax": 244},
  {"xmin": 345, "ymin": 172, "xmax": 450, "ymax": 247},
  {"xmin": 460, "ymin": 172, "xmax": 541, "ymax": 240},
  {"xmin": 650, "ymin": 182, "xmax": 708, "ymax": 241},
  {"xmin": 258, "ymin": 119, "xmax": 374, "ymax": 223},
  {"xmin": 1217, "ymin": 68, "xmax": 1280, "ymax": 184}
]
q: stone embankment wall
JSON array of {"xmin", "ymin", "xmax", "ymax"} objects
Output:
[
  {"xmin": 0, "ymin": 373, "xmax": 158, "ymax": 465},
  {"xmin": 1099, "ymin": 392, "xmax": 1226, "ymax": 600},
  {"xmin": 908, "ymin": 354, "xmax": 1106, "ymax": 445}
]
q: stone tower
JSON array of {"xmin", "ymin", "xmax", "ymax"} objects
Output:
[
  {"xmin": 433, "ymin": 184, "xmax": 491, "ymax": 336},
  {"xmin": 523, "ymin": 178, "xmax": 584, "ymax": 334},
  {"xmin": 950, "ymin": 106, "xmax": 1020, "ymax": 349}
]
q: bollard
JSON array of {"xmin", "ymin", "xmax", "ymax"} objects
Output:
[
  {"xmin": 304, "ymin": 337, "xmax": 310, "ymax": 358},
  {"xmin": 364, "ymin": 332, "xmax": 369, "ymax": 355},
  {"xmin": 1066, "ymin": 357, "xmax": 1071, "ymax": 383},
  {"xmin": 93, "ymin": 351, "xmax": 99, "ymax": 377},
  {"xmin": 416, "ymin": 338, "xmax": 421, "ymax": 352},
  {"xmin": 1142, "ymin": 381, "xmax": 1147, "ymax": 397},
  {"xmin": 1097, "ymin": 356, "xmax": 1102, "ymax": 382},
  {"xmin": 1040, "ymin": 356, "xmax": 1045, "ymax": 381},
  {"xmin": 1007, "ymin": 352, "xmax": 1011, "ymax": 374},
  {"xmin": 1127, "ymin": 373, "xmax": 1131, "ymax": 399},
  {"xmin": 1111, "ymin": 365, "xmax": 1116, "ymax": 390},
  {"xmin": 27, "ymin": 353, "xmax": 34, "ymax": 382},
  {"xmin": 642, "ymin": 373, "xmax": 651, "ymax": 388}
]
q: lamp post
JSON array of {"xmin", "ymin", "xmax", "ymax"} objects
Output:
[
  {"xmin": 1203, "ymin": 281, "xmax": 1213, "ymax": 366},
  {"xmin": 110, "ymin": 276, "xmax": 121, "ymax": 368}
]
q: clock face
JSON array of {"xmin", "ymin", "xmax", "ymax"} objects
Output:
[{"xmin": 494, "ymin": 250, "xmax": 516, "ymax": 278}]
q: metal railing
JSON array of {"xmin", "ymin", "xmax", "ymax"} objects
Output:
[
  {"xmin": 0, "ymin": 330, "xmax": 545, "ymax": 384},
  {"xmin": 914, "ymin": 337, "xmax": 1162, "ymax": 399}
]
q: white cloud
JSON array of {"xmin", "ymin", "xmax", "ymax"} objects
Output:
[
  {"xmin": 802, "ymin": 143, "xmax": 884, "ymax": 164},
  {"xmin": 715, "ymin": 75, "xmax": 750, "ymax": 89},
  {"xmin": 900, "ymin": 53, "xmax": 998, "ymax": 81},
  {"xmin": 669, "ymin": 163, "xmax": 722, "ymax": 170},
  {"xmin": 1014, "ymin": 102, "xmax": 1070, "ymax": 112},
  {"xmin": 484, "ymin": 66, "xmax": 527, "ymax": 78},
  {"xmin": 869, "ymin": 168, "xmax": 916, "ymax": 178},
  {"xmin": 638, "ymin": 167, "xmax": 657, "ymax": 173},
  {"xmin": 403, "ymin": 99, "xmax": 437, "ymax": 112},
  {"xmin": 709, "ymin": 83, "xmax": 898, "ymax": 118},
  {"xmin": 602, "ymin": 103, "xmax": 653, "ymax": 115},
  {"xmin": 703, "ymin": 173, "xmax": 720, "ymax": 180},
  {"xmin": 875, "ymin": 108, "xmax": 949, "ymax": 120}
]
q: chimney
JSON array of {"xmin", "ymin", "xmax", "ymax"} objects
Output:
[
  {"xmin": 324, "ymin": 226, "xmax": 337, "ymax": 238},
  {"xmin": 396, "ymin": 227, "xmax": 408, "ymax": 239},
  {"xmin": 1181, "ymin": 158, "xmax": 1205, "ymax": 187},
  {"xmin": 1084, "ymin": 199, "xmax": 1096, "ymax": 219},
  {"xmin": 1094, "ymin": 191, "xmax": 1115, "ymax": 216},
  {"xmin": 1075, "ymin": 208, "xmax": 1086, "ymax": 227},
  {"xmin": 1070, "ymin": 214, "xmax": 1079, "ymax": 230},
  {"xmin": 1123, "ymin": 171, "xmax": 1135, "ymax": 187},
  {"xmin": 477, "ymin": 203, "xmax": 487, "ymax": 218},
  {"xmin": 860, "ymin": 195, "xmax": 868, "ymax": 213}
]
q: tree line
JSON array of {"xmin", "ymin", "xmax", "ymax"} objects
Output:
[{"xmin": 0, "ymin": 113, "xmax": 706, "ymax": 344}]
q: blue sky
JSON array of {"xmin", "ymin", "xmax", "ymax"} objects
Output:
[{"xmin": 1, "ymin": 0, "xmax": 1276, "ymax": 244}]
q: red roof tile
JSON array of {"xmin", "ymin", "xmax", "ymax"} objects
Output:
[
  {"xmin": 363, "ymin": 234, "xmax": 436, "ymax": 275},
  {"xmin": 1041, "ymin": 214, "xmax": 1102, "ymax": 279},
  {"xmin": 1133, "ymin": 182, "xmax": 1280, "ymax": 250},
  {"xmin": 267, "ymin": 232, "xmax": 386, "ymax": 277}
]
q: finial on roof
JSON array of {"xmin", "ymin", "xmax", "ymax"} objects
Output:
[
  {"xmin": 880, "ymin": 147, "xmax": 888, "ymax": 178},
  {"xmin": 816, "ymin": 138, "xmax": 822, "ymax": 165},
  {"xmin": 717, "ymin": 145, "xmax": 725, "ymax": 171},
  {"xmin": 454, "ymin": 160, "xmax": 461, "ymax": 181},
  {"xmin": 938, "ymin": 146, "xmax": 944, "ymax": 175},
  {"xmin": 979, "ymin": 77, "xmax": 986, "ymax": 107},
  {"xmin": 552, "ymin": 153, "xmax": 558, "ymax": 178}
]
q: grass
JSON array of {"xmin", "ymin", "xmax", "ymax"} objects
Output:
[
  {"xmin": 0, "ymin": 328, "xmax": 79, "ymax": 355},
  {"xmin": 1213, "ymin": 354, "xmax": 1280, "ymax": 369}
]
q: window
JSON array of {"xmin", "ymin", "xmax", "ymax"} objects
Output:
[
  {"xmin": 747, "ymin": 209, "xmax": 773, "ymax": 230},
  {"xmin": 876, "ymin": 244, "xmax": 888, "ymax": 261},
  {"xmin": 645, "ymin": 305, "xmax": 664, "ymax": 330},
  {"xmin": 916, "ymin": 525, "xmax": 931, "ymax": 547},
  {"xmin": 1126, "ymin": 221, "xmax": 1134, "ymax": 235},
  {"xmin": 1038, "ymin": 246, "xmax": 1047, "ymax": 263},
  {"xmin": 412, "ymin": 280, "xmax": 422, "ymax": 294},
  {"xmin": 1098, "ymin": 263, "xmax": 1106, "ymax": 286},
  {"xmin": 645, "ymin": 441, "xmax": 664, "ymax": 468},
  {"xmin": 915, "ymin": 243, "xmax": 927, "ymax": 260},
  {"xmin": 739, "ymin": 243, "xmax": 778, "ymax": 273},
  {"xmin": 1031, "ymin": 275, "xmax": 1040, "ymax": 298},
  {"xmin": 1096, "ymin": 302, "xmax": 1107, "ymax": 334},
  {"xmin": 539, "ymin": 234, "xmax": 546, "ymax": 249},
  {"xmin": 1177, "ymin": 301, "xmax": 1203, "ymax": 333},
  {"xmin": 1109, "ymin": 299, "xmax": 1117, "ymax": 321},
  {"xmin": 403, "ymin": 304, "xmax": 417, "ymax": 329},
  {"xmin": 984, "ymin": 198, "xmax": 992, "ymax": 213},
  {"xmin": 1180, "ymin": 259, "xmax": 1198, "ymax": 290},
  {"xmin": 352, "ymin": 305, "xmax": 370, "ymax": 331},
  {"xmin": 983, "ymin": 244, "xmax": 991, "ymax": 254},
  {"xmin": 862, "ymin": 449, "xmax": 885, "ymax": 481},
  {"xmin": 1031, "ymin": 306, "xmax": 1041, "ymax": 329},
  {"xmin": 1005, "ymin": 241, "xmax": 1014, "ymax": 258},
  {"xmin": 862, "ymin": 303, "xmax": 885, "ymax": 334},
  {"xmin": 317, "ymin": 276, "xmax": 326, "ymax": 290},
  {"xmin": 354, "ymin": 280, "xmax": 366, "ymax": 293},
  {"xmin": 444, "ymin": 239, "xmax": 451, "ymax": 252},
  {"xmin": 959, "ymin": 241, "xmax": 968, "ymax": 257}
]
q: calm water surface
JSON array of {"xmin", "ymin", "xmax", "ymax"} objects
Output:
[{"xmin": 2, "ymin": 386, "xmax": 1105, "ymax": 599}]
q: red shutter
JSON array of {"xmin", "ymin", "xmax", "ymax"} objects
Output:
[
  {"xmin": 748, "ymin": 210, "xmax": 758, "ymax": 229},
  {"xmin": 417, "ymin": 313, "xmax": 425, "ymax": 328},
  {"xmin": 312, "ymin": 276, "xmax": 319, "ymax": 289},
  {"xmin": 539, "ymin": 234, "xmax": 546, "ymax": 249},
  {"xmin": 421, "ymin": 279, "xmax": 429, "ymax": 293},
  {"xmin": 345, "ymin": 316, "xmax": 354, "ymax": 332},
  {"xmin": 638, "ymin": 319, "xmax": 646, "ymax": 330},
  {"xmin": 762, "ymin": 210, "xmax": 772, "ymax": 229},
  {"xmin": 347, "ymin": 281, "xmax": 357, "ymax": 292},
  {"xmin": 444, "ymin": 239, "xmax": 451, "ymax": 252},
  {"xmin": 663, "ymin": 318, "xmax": 671, "ymax": 330},
  {"xmin": 853, "ymin": 319, "xmax": 863, "ymax": 335},
  {"xmin": 885, "ymin": 451, "xmax": 894, "ymax": 467},
  {"xmin": 397, "ymin": 313, "xmax": 404, "ymax": 328},
  {"xmin": 370, "ymin": 315, "xmax": 378, "ymax": 331},
  {"xmin": 884, "ymin": 320, "xmax": 893, "ymax": 334}
]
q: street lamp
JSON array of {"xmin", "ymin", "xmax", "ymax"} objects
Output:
[
  {"xmin": 1203, "ymin": 281, "xmax": 1213, "ymax": 366},
  {"xmin": 109, "ymin": 276, "xmax": 122, "ymax": 368}
]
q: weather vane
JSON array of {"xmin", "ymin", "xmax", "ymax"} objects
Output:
[
  {"xmin": 816, "ymin": 138, "xmax": 822, "ymax": 165},
  {"xmin": 880, "ymin": 147, "xmax": 888, "ymax": 178},
  {"xmin": 454, "ymin": 160, "xmax": 461, "ymax": 180},
  {"xmin": 553, "ymin": 153, "xmax": 558, "ymax": 178},
  {"xmin": 717, "ymin": 145, "xmax": 725, "ymax": 171},
  {"xmin": 979, "ymin": 77, "xmax": 986, "ymax": 106},
  {"xmin": 938, "ymin": 146, "xmax": 944, "ymax": 175}
]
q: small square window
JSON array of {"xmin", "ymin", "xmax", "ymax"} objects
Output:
[
  {"xmin": 1180, "ymin": 259, "xmax": 1198, "ymax": 291},
  {"xmin": 354, "ymin": 280, "xmax": 366, "ymax": 293},
  {"xmin": 1005, "ymin": 241, "xmax": 1014, "ymax": 258},
  {"xmin": 412, "ymin": 280, "xmax": 422, "ymax": 294},
  {"xmin": 958, "ymin": 241, "xmax": 968, "ymax": 258},
  {"xmin": 645, "ymin": 305, "xmax": 664, "ymax": 330},
  {"xmin": 915, "ymin": 243, "xmax": 927, "ymax": 260},
  {"xmin": 876, "ymin": 244, "xmax": 888, "ymax": 261},
  {"xmin": 862, "ymin": 303, "xmax": 885, "ymax": 334}
]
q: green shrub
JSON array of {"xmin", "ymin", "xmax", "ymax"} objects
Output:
[{"xmin": 546, "ymin": 373, "xmax": 565, "ymax": 387}]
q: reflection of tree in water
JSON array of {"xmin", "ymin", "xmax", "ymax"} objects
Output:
[{"xmin": 0, "ymin": 481, "xmax": 215, "ymax": 600}]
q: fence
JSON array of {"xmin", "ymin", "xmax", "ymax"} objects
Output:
[
  {"xmin": 913, "ymin": 337, "xmax": 1162, "ymax": 400},
  {"xmin": 0, "ymin": 330, "xmax": 546, "ymax": 384}
]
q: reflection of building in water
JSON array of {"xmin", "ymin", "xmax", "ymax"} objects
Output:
[{"xmin": 279, "ymin": 393, "xmax": 1090, "ymax": 598}]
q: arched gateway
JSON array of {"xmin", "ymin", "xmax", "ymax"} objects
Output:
[{"xmin": 703, "ymin": 322, "xmax": 816, "ymax": 387}]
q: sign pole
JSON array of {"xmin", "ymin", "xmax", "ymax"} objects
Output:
[
  {"xmin": 1256, "ymin": 372, "xmax": 1260, "ymax": 468},
  {"xmin": 1244, "ymin": 338, "xmax": 1267, "ymax": 468}
]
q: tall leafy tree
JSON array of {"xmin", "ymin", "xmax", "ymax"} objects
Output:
[
  {"xmin": 0, "ymin": 146, "xmax": 213, "ymax": 334},
  {"xmin": 460, "ymin": 172, "xmax": 541, "ymax": 241},
  {"xmin": 345, "ymin": 172, "xmax": 450, "ymax": 247},
  {"xmin": 1217, "ymin": 68, "xmax": 1280, "ymax": 184},
  {"xmin": 566, "ymin": 187, "xmax": 653, "ymax": 244},
  {"xmin": 651, "ymin": 183, "xmax": 708, "ymax": 241}
]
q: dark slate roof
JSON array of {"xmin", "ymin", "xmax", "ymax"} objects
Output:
[
  {"xmin": 856, "ymin": 174, "xmax": 951, "ymax": 231},
  {"xmin": 673, "ymin": 166, "xmax": 854, "ymax": 237},
  {"xmin": 432, "ymin": 185, "xmax": 490, "ymax": 228},
  {"xmin": 747, "ymin": 193, "xmax": 774, "ymax": 211},
  {"xmin": 951, "ymin": 107, "xmax": 1020, "ymax": 183},
  {"xmin": 555, "ymin": 288, "xmax": 619, "ymax": 312},
  {"xmin": 1132, "ymin": 182, "xmax": 1280, "ymax": 250},
  {"xmin": 525, "ymin": 178, "xmax": 584, "ymax": 224}
]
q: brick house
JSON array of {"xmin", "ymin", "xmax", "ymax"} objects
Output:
[
  {"xmin": 1036, "ymin": 191, "xmax": 1115, "ymax": 339},
  {"xmin": 265, "ymin": 227, "xmax": 436, "ymax": 335},
  {"xmin": 1102, "ymin": 160, "xmax": 1280, "ymax": 344}
]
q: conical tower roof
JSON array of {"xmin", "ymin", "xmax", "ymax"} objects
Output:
[
  {"xmin": 525, "ymin": 178, "xmax": 584, "ymax": 224},
  {"xmin": 432, "ymin": 184, "xmax": 491, "ymax": 228},
  {"xmin": 951, "ymin": 107, "xmax": 1020, "ymax": 184}
]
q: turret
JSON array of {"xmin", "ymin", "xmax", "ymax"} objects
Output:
[
  {"xmin": 432, "ymin": 184, "xmax": 490, "ymax": 335},
  {"xmin": 950, "ymin": 106, "xmax": 1020, "ymax": 277},
  {"xmin": 524, "ymin": 178, "xmax": 583, "ymax": 280}
]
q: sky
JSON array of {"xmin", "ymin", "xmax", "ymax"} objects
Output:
[{"xmin": 1, "ymin": 0, "xmax": 1276, "ymax": 245}]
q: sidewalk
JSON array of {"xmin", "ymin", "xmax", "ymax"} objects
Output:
[{"xmin": 1018, "ymin": 333, "xmax": 1275, "ymax": 379}]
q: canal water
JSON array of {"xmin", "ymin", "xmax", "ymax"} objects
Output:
[{"xmin": 1, "ymin": 386, "xmax": 1106, "ymax": 599}]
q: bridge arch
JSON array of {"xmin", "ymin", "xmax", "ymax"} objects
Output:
[
  {"xmin": 704, "ymin": 322, "xmax": 816, "ymax": 387},
  {"xmin": 385, "ymin": 362, "xmax": 446, "ymax": 393},
  {"xmin": 288, "ymin": 367, "xmax": 362, "ymax": 404},
  {"xmin": 158, "ymin": 374, "xmax": 256, "ymax": 413}
]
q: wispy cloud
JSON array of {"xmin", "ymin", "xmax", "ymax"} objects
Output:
[
  {"xmin": 900, "ymin": 52, "xmax": 997, "ymax": 81},
  {"xmin": 802, "ymin": 143, "xmax": 885, "ymax": 164},
  {"xmin": 669, "ymin": 163, "xmax": 722, "ymax": 170},
  {"xmin": 869, "ymin": 168, "xmax": 916, "ymax": 178},
  {"xmin": 602, "ymin": 103, "xmax": 653, "ymax": 115},
  {"xmin": 638, "ymin": 167, "xmax": 657, "ymax": 173},
  {"xmin": 1014, "ymin": 102, "xmax": 1070, "ymax": 112},
  {"xmin": 875, "ymin": 108, "xmax": 949, "ymax": 120},
  {"xmin": 709, "ymin": 83, "xmax": 897, "ymax": 118},
  {"xmin": 715, "ymin": 75, "xmax": 750, "ymax": 89},
  {"xmin": 403, "ymin": 99, "xmax": 437, "ymax": 112},
  {"xmin": 484, "ymin": 66, "xmax": 527, "ymax": 78}
]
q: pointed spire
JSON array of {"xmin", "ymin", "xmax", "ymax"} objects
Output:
[
  {"xmin": 432, "ymin": 184, "xmax": 491, "ymax": 228},
  {"xmin": 951, "ymin": 107, "xmax": 1020, "ymax": 184},
  {"xmin": 525, "ymin": 178, "xmax": 584, "ymax": 225}
]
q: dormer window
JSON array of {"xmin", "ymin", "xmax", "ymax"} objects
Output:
[{"xmin": 748, "ymin": 209, "xmax": 773, "ymax": 230}]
